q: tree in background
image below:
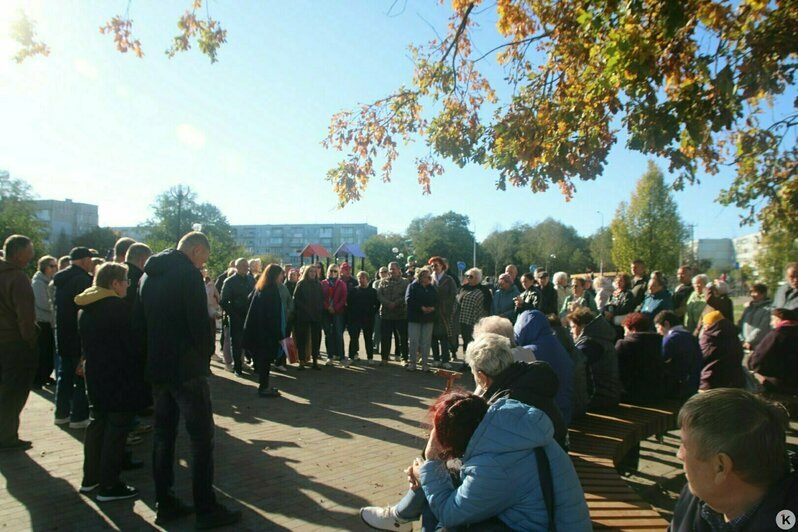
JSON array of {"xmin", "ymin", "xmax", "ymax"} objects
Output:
[
  {"xmin": 588, "ymin": 227, "xmax": 616, "ymax": 273},
  {"xmin": 405, "ymin": 211, "xmax": 475, "ymax": 270},
  {"xmin": 0, "ymin": 171, "xmax": 46, "ymax": 259},
  {"xmin": 610, "ymin": 162, "xmax": 687, "ymax": 274},
  {"xmin": 518, "ymin": 218, "xmax": 589, "ymax": 274},
  {"xmin": 72, "ymin": 226, "xmax": 120, "ymax": 258},
  {"xmin": 142, "ymin": 185, "xmax": 245, "ymax": 276},
  {"xmin": 323, "ymin": 1, "xmax": 795, "ymax": 243},
  {"xmin": 755, "ymin": 229, "xmax": 798, "ymax": 294},
  {"xmin": 362, "ymin": 233, "xmax": 407, "ymax": 273},
  {"xmin": 481, "ymin": 227, "xmax": 523, "ymax": 278}
]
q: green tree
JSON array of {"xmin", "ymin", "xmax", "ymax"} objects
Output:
[
  {"xmin": 72, "ymin": 226, "xmax": 120, "ymax": 257},
  {"xmin": 587, "ymin": 227, "xmax": 616, "ymax": 273},
  {"xmin": 480, "ymin": 227, "xmax": 523, "ymax": 278},
  {"xmin": 143, "ymin": 185, "xmax": 245, "ymax": 275},
  {"xmin": 0, "ymin": 171, "xmax": 46, "ymax": 257},
  {"xmin": 517, "ymin": 218, "xmax": 588, "ymax": 273},
  {"xmin": 323, "ymin": 1, "xmax": 796, "ymax": 240},
  {"xmin": 755, "ymin": 229, "xmax": 798, "ymax": 295},
  {"xmin": 362, "ymin": 233, "xmax": 406, "ymax": 273},
  {"xmin": 610, "ymin": 162, "xmax": 687, "ymax": 273},
  {"xmin": 405, "ymin": 211, "xmax": 475, "ymax": 269}
]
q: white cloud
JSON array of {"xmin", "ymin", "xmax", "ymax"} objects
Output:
[
  {"xmin": 74, "ymin": 59, "xmax": 98, "ymax": 80},
  {"xmin": 176, "ymin": 123, "xmax": 207, "ymax": 150}
]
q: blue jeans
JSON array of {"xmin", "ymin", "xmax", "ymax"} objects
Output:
[
  {"xmin": 394, "ymin": 487, "xmax": 448, "ymax": 532},
  {"xmin": 55, "ymin": 355, "xmax": 89, "ymax": 422},
  {"xmin": 152, "ymin": 377, "xmax": 216, "ymax": 513},
  {"xmin": 324, "ymin": 314, "xmax": 345, "ymax": 360}
]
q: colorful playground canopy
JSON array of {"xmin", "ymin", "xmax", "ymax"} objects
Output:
[
  {"xmin": 334, "ymin": 243, "xmax": 365, "ymax": 258},
  {"xmin": 299, "ymin": 244, "xmax": 331, "ymax": 258}
]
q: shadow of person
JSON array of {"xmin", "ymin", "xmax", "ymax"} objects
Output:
[{"xmin": 0, "ymin": 449, "xmax": 151, "ymax": 531}]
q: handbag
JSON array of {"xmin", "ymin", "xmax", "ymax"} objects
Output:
[{"xmin": 280, "ymin": 337, "xmax": 299, "ymax": 364}]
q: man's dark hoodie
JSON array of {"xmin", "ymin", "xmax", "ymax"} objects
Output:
[
  {"xmin": 136, "ymin": 249, "xmax": 213, "ymax": 386},
  {"xmin": 575, "ymin": 315, "xmax": 622, "ymax": 410},
  {"xmin": 53, "ymin": 264, "xmax": 92, "ymax": 359},
  {"xmin": 484, "ymin": 361, "xmax": 567, "ymax": 449}
]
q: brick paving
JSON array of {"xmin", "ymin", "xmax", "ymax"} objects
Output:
[{"xmin": 1, "ymin": 349, "xmax": 462, "ymax": 531}]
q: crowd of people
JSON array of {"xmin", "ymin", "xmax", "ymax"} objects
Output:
[{"xmin": 0, "ymin": 229, "xmax": 796, "ymax": 530}]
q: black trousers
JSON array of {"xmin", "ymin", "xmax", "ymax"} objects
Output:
[
  {"xmin": 380, "ymin": 319, "xmax": 408, "ymax": 361},
  {"xmin": 152, "ymin": 377, "xmax": 216, "ymax": 513},
  {"xmin": 0, "ymin": 342, "xmax": 37, "ymax": 445},
  {"xmin": 229, "ymin": 315, "xmax": 245, "ymax": 373},
  {"xmin": 83, "ymin": 410, "xmax": 134, "ymax": 489},
  {"xmin": 348, "ymin": 321, "xmax": 374, "ymax": 359},
  {"xmin": 34, "ymin": 322, "xmax": 55, "ymax": 386},
  {"xmin": 295, "ymin": 321, "xmax": 322, "ymax": 364}
]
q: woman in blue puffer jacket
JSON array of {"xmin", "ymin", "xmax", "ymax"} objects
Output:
[{"xmin": 415, "ymin": 391, "xmax": 591, "ymax": 531}]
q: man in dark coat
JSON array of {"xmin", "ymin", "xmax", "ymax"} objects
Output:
[
  {"xmin": 53, "ymin": 246, "xmax": 96, "ymax": 428},
  {"xmin": 535, "ymin": 269, "xmax": 558, "ymax": 316},
  {"xmin": 669, "ymin": 389, "xmax": 797, "ymax": 532},
  {"xmin": 220, "ymin": 258, "xmax": 251, "ymax": 376},
  {"xmin": 698, "ymin": 311, "xmax": 745, "ymax": 391},
  {"xmin": 136, "ymin": 232, "xmax": 240, "ymax": 528},
  {"xmin": 123, "ymin": 243, "xmax": 151, "ymax": 304},
  {"xmin": 630, "ymin": 259, "xmax": 648, "ymax": 310},
  {"xmin": 0, "ymin": 235, "xmax": 37, "ymax": 451}
]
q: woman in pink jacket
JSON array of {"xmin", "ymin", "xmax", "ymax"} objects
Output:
[{"xmin": 321, "ymin": 264, "xmax": 348, "ymax": 367}]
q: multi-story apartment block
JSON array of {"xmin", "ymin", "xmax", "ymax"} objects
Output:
[{"xmin": 33, "ymin": 199, "xmax": 99, "ymax": 247}]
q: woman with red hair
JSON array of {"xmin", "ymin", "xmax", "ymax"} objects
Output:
[
  {"xmin": 362, "ymin": 390, "xmax": 590, "ymax": 530},
  {"xmin": 615, "ymin": 312, "xmax": 666, "ymax": 403}
]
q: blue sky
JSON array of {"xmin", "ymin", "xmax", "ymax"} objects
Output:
[{"xmin": 0, "ymin": 1, "xmax": 783, "ymax": 241}]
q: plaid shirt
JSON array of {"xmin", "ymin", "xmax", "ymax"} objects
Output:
[
  {"xmin": 458, "ymin": 288, "xmax": 486, "ymax": 326},
  {"xmin": 699, "ymin": 500, "xmax": 762, "ymax": 532}
]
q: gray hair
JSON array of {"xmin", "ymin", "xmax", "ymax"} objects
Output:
[
  {"xmin": 465, "ymin": 267, "xmax": 483, "ymax": 283},
  {"xmin": 713, "ymin": 279, "xmax": 729, "ymax": 295},
  {"xmin": 473, "ymin": 316, "xmax": 516, "ymax": 347},
  {"xmin": 415, "ymin": 265, "xmax": 432, "ymax": 280},
  {"xmin": 692, "ymin": 273, "xmax": 709, "ymax": 286},
  {"xmin": 553, "ymin": 271, "xmax": 568, "ymax": 285},
  {"xmin": 678, "ymin": 388, "xmax": 789, "ymax": 487},
  {"xmin": 464, "ymin": 333, "xmax": 514, "ymax": 379},
  {"xmin": 498, "ymin": 273, "xmax": 513, "ymax": 284}
]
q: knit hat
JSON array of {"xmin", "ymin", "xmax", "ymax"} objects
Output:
[{"xmin": 702, "ymin": 310, "xmax": 724, "ymax": 328}]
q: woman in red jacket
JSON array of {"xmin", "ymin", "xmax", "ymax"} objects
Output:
[{"xmin": 321, "ymin": 264, "xmax": 348, "ymax": 367}]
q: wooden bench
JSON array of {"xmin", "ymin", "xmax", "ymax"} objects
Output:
[{"xmin": 569, "ymin": 401, "xmax": 682, "ymax": 531}]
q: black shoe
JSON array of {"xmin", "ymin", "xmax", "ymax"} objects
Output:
[
  {"xmin": 96, "ymin": 483, "xmax": 138, "ymax": 502},
  {"xmin": 0, "ymin": 439, "xmax": 32, "ymax": 452},
  {"xmin": 257, "ymin": 387, "xmax": 280, "ymax": 398},
  {"xmin": 311, "ymin": 363, "xmax": 321, "ymax": 370},
  {"xmin": 156, "ymin": 496, "xmax": 195, "ymax": 525},
  {"xmin": 122, "ymin": 457, "xmax": 144, "ymax": 470},
  {"xmin": 195, "ymin": 503, "xmax": 242, "ymax": 530}
]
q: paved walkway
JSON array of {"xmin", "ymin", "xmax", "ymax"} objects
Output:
[{"xmin": 1, "ymin": 352, "xmax": 458, "ymax": 531}]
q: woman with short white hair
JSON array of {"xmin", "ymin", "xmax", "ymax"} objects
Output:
[{"xmin": 455, "ymin": 268, "xmax": 492, "ymax": 354}]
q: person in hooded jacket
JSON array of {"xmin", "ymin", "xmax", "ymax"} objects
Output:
[
  {"xmin": 417, "ymin": 392, "xmax": 590, "ymax": 531},
  {"xmin": 76, "ymin": 262, "xmax": 148, "ymax": 502},
  {"xmin": 615, "ymin": 313, "xmax": 666, "ymax": 404},
  {"xmin": 698, "ymin": 310, "xmax": 745, "ymax": 391},
  {"xmin": 360, "ymin": 335, "xmax": 582, "ymax": 532},
  {"xmin": 136, "ymin": 232, "xmax": 240, "ymax": 529},
  {"xmin": 567, "ymin": 307, "xmax": 622, "ymax": 411},
  {"xmin": 546, "ymin": 313, "xmax": 590, "ymax": 420},
  {"xmin": 242, "ymin": 264, "xmax": 283, "ymax": 397},
  {"xmin": 53, "ymin": 246, "xmax": 97, "ymax": 428},
  {"xmin": 514, "ymin": 309, "xmax": 575, "ymax": 425}
]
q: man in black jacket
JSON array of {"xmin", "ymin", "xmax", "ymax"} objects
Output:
[
  {"xmin": 669, "ymin": 389, "xmax": 797, "ymax": 531},
  {"xmin": 123, "ymin": 242, "xmax": 151, "ymax": 305},
  {"xmin": 53, "ymin": 246, "xmax": 96, "ymax": 428},
  {"xmin": 137, "ymin": 232, "xmax": 240, "ymax": 529},
  {"xmin": 535, "ymin": 269, "xmax": 559, "ymax": 316},
  {"xmin": 220, "ymin": 258, "xmax": 251, "ymax": 376}
]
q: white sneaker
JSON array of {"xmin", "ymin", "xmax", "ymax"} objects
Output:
[
  {"xmin": 360, "ymin": 506, "xmax": 412, "ymax": 531},
  {"xmin": 325, "ymin": 359, "xmax": 334, "ymax": 367}
]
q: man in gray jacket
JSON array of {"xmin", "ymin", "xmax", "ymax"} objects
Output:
[
  {"xmin": 31, "ymin": 255, "xmax": 57, "ymax": 388},
  {"xmin": 377, "ymin": 262, "xmax": 409, "ymax": 365},
  {"xmin": 738, "ymin": 282, "xmax": 771, "ymax": 352}
]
